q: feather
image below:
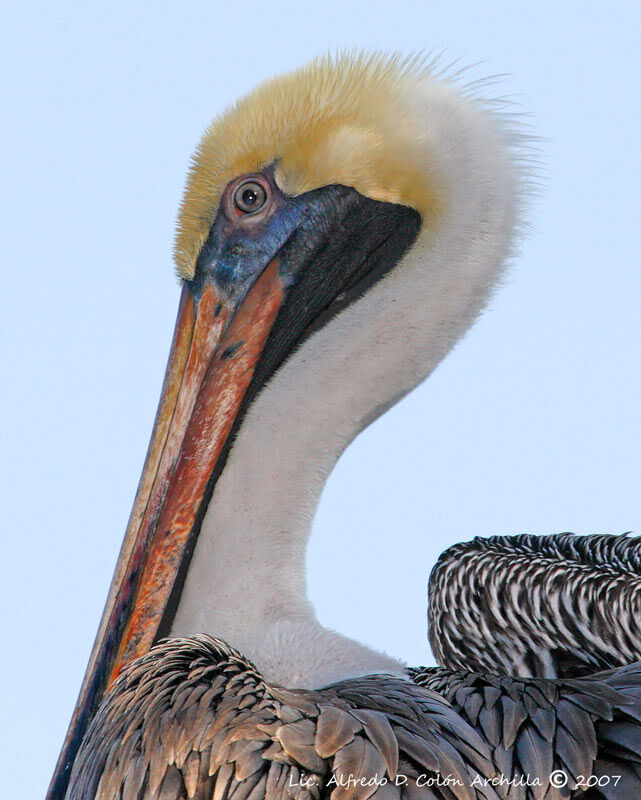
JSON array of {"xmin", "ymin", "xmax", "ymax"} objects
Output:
[
  {"xmin": 158, "ymin": 767, "xmax": 185, "ymax": 800},
  {"xmin": 315, "ymin": 706, "xmax": 361, "ymax": 758},
  {"xmin": 276, "ymin": 720, "xmax": 325, "ymax": 773},
  {"xmin": 67, "ymin": 532, "xmax": 641, "ymax": 800},
  {"xmin": 351, "ymin": 709, "xmax": 399, "ymax": 778}
]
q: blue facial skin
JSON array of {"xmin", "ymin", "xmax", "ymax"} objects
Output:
[
  {"xmin": 188, "ymin": 182, "xmax": 336, "ymax": 307},
  {"xmin": 211, "ymin": 203, "xmax": 306, "ymax": 298}
]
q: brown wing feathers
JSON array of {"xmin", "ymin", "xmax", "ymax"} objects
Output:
[
  {"xmin": 69, "ymin": 636, "xmax": 505, "ymax": 800},
  {"xmin": 68, "ymin": 535, "xmax": 641, "ymax": 800},
  {"xmin": 411, "ymin": 663, "xmax": 641, "ymax": 799}
]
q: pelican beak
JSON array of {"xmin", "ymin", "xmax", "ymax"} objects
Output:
[
  {"xmin": 48, "ymin": 254, "xmax": 286, "ymax": 798},
  {"xmin": 111, "ymin": 262, "xmax": 287, "ymax": 681},
  {"xmin": 48, "ymin": 173, "xmax": 421, "ymax": 799}
]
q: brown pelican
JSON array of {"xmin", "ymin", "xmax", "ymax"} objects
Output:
[{"xmin": 48, "ymin": 53, "xmax": 641, "ymax": 800}]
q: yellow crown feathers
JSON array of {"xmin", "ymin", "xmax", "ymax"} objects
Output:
[{"xmin": 174, "ymin": 52, "xmax": 443, "ymax": 279}]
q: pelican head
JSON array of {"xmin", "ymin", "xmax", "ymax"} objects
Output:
[{"xmin": 50, "ymin": 52, "xmax": 524, "ymax": 800}]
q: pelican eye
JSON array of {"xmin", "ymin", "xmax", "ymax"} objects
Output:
[{"xmin": 234, "ymin": 181, "xmax": 267, "ymax": 214}]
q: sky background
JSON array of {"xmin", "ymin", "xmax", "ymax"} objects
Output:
[{"xmin": 1, "ymin": 1, "xmax": 640, "ymax": 797}]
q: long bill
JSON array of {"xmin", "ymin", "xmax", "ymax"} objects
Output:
[{"xmin": 47, "ymin": 259, "xmax": 285, "ymax": 800}]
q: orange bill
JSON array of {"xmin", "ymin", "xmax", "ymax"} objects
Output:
[{"xmin": 48, "ymin": 259, "xmax": 284, "ymax": 799}]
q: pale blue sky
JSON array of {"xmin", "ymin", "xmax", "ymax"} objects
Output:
[{"xmin": 1, "ymin": 2, "xmax": 639, "ymax": 797}]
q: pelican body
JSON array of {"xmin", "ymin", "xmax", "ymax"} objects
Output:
[{"xmin": 47, "ymin": 54, "xmax": 641, "ymax": 800}]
